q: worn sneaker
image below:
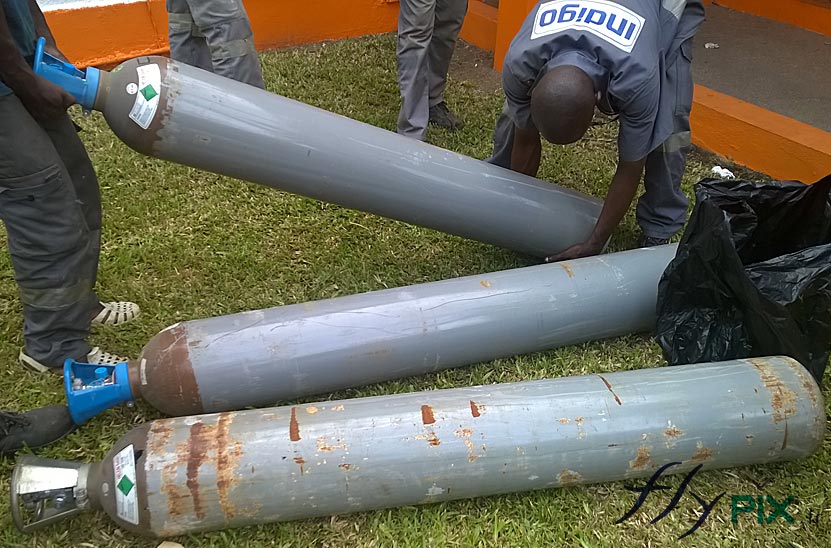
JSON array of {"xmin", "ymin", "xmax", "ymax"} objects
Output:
[
  {"xmin": 638, "ymin": 234, "xmax": 671, "ymax": 248},
  {"xmin": 20, "ymin": 347, "xmax": 129, "ymax": 373},
  {"xmin": 91, "ymin": 301, "xmax": 140, "ymax": 327},
  {"xmin": 0, "ymin": 406, "xmax": 77, "ymax": 457},
  {"xmin": 429, "ymin": 101, "xmax": 465, "ymax": 130}
]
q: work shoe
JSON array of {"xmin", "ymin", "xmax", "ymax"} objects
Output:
[
  {"xmin": 0, "ymin": 406, "xmax": 77, "ymax": 457},
  {"xmin": 429, "ymin": 102, "xmax": 465, "ymax": 130},
  {"xmin": 20, "ymin": 347, "xmax": 129, "ymax": 374},
  {"xmin": 638, "ymin": 234, "xmax": 671, "ymax": 248},
  {"xmin": 91, "ymin": 301, "xmax": 140, "ymax": 327}
]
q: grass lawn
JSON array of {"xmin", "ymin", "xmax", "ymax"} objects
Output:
[{"xmin": 1, "ymin": 34, "xmax": 829, "ymax": 547}]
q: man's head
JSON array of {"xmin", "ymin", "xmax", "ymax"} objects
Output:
[{"xmin": 530, "ymin": 65, "xmax": 596, "ymax": 145}]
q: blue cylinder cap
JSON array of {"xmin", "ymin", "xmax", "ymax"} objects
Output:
[
  {"xmin": 32, "ymin": 37, "xmax": 100, "ymax": 110},
  {"xmin": 64, "ymin": 359, "xmax": 134, "ymax": 425}
]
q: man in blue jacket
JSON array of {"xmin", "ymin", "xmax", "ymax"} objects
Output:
[{"xmin": 491, "ymin": 0, "xmax": 705, "ymax": 261}]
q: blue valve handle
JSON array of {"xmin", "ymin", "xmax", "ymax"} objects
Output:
[
  {"xmin": 64, "ymin": 358, "xmax": 134, "ymax": 425},
  {"xmin": 32, "ymin": 37, "xmax": 100, "ymax": 110}
]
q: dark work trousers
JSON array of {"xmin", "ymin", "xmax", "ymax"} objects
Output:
[
  {"xmin": 166, "ymin": 0, "xmax": 265, "ymax": 89},
  {"xmin": 397, "ymin": 0, "xmax": 468, "ymax": 140},
  {"xmin": 0, "ymin": 95, "xmax": 99, "ymax": 367}
]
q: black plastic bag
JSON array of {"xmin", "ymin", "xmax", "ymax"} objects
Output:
[{"xmin": 655, "ymin": 174, "xmax": 831, "ymax": 384}]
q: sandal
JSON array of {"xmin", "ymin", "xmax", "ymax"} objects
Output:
[
  {"xmin": 20, "ymin": 347, "xmax": 128, "ymax": 374},
  {"xmin": 86, "ymin": 347, "xmax": 129, "ymax": 365},
  {"xmin": 91, "ymin": 301, "xmax": 140, "ymax": 327}
]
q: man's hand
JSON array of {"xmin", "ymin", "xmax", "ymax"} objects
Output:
[
  {"xmin": 544, "ymin": 239, "xmax": 605, "ymax": 263},
  {"xmin": 544, "ymin": 157, "xmax": 646, "ymax": 263},
  {"xmin": 14, "ymin": 73, "xmax": 76, "ymax": 121}
]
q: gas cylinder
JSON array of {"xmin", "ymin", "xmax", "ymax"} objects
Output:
[
  {"xmin": 15, "ymin": 356, "xmax": 825, "ymax": 538},
  {"xmin": 33, "ymin": 39, "xmax": 602, "ymax": 259},
  {"xmin": 65, "ymin": 245, "xmax": 677, "ymax": 422}
]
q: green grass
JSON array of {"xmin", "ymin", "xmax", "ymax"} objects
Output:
[{"xmin": 1, "ymin": 33, "xmax": 829, "ymax": 547}]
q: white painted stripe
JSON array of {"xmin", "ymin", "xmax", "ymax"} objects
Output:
[{"xmin": 39, "ymin": 0, "xmax": 143, "ymax": 13}]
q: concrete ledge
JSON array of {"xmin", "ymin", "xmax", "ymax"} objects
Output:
[
  {"xmin": 692, "ymin": 85, "xmax": 831, "ymax": 183},
  {"xmin": 713, "ymin": 0, "xmax": 831, "ymax": 37}
]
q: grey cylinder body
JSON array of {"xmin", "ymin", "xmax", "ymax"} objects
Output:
[
  {"xmin": 37, "ymin": 356, "xmax": 827, "ymax": 537},
  {"xmin": 136, "ymin": 245, "xmax": 678, "ymax": 415},
  {"xmin": 94, "ymin": 57, "xmax": 602, "ymax": 258}
]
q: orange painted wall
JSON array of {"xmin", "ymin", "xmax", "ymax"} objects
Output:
[
  {"xmin": 493, "ymin": 0, "xmax": 537, "ymax": 70},
  {"xmin": 691, "ymin": 86, "xmax": 831, "ymax": 183},
  {"xmin": 460, "ymin": 1, "xmax": 499, "ymax": 52},
  {"xmin": 46, "ymin": 0, "xmax": 401, "ymax": 68},
  {"xmin": 248, "ymin": 0, "xmax": 397, "ymax": 52},
  {"xmin": 46, "ymin": 1, "xmax": 168, "ymax": 67},
  {"xmin": 46, "ymin": 0, "xmax": 498, "ymax": 69}
]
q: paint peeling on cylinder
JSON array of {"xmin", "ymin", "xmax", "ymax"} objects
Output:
[
  {"xmin": 13, "ymin": 356, "xmax": 824, "ymax": 538},
  {"xmin": 133, "ymin": 245, "xmax": 678, "ymax": 416}
]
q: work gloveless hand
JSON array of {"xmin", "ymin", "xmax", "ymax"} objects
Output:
[
  {"xmin": 14, "ymin": 71, "xmax": 75, "ymax": 122},
  {"xmin": 544, "ymin": 240, "xmax": 605, "ymax": 263}
]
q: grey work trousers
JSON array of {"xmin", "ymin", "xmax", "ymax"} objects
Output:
[
  {"xmin": 0, "ymin": 95, "xmax": 100, "ymax": 367},
  {"xmin": 397, "ymin": 0, "xmax": 468, "ymax": 140},
  {"xmin": 488, "ymin": 42, "xmax": 695, "ymax": 240},
  {"xmin": 166, "ymin": 0, "xmax": 265, "ymax": 89}
]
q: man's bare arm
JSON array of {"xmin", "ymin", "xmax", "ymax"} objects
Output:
[
  {"xmin": 510, "ymin": 126, "xmax": 543, "ymax": 177},
  {"xmin": 546, "ymin": 157, "xmax": 646, "ymax": 262}
]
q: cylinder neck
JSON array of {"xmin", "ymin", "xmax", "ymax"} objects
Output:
[{"xmin": 92, "ymin": 69, "xmax": 110, "ymax": 112}]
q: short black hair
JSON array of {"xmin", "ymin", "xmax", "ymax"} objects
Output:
[{"xmin": 530, "ymin": 65, "xmax": 596, "ymax": 144}]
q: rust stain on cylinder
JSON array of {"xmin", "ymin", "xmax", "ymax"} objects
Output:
[
  {"xmin": 306, "ymin": 406, "xmax": 319, "ymax": 414},
  {"xmin": 293, "ymin": 456, "xmax": 306, "ymax": 474},
  {"xmin": 289, "ymin": 407, "xmax": 301, "ymax": 441},
  {"xmin": 629, "ymin": 447, "xmax": 651, "ymax": 470},
  {"xmin": 691, "ymin": 441, "xmax": 714, "ymax": 462},
  {"xmin": 415, "ymin": 432, "xmax": 441, "ymax": 446},
  {"xmin": 597, "ymin": 374, "xmax": 622, "ymax": 405},
  {"xmin": 186, "ymin": 422, "xmax": 209, "ymax": 520},
  {"xmin": 421, "ymin": 405, "xmax": 436, "ymax": 425},
  {"xmin": 339, "ymin": 463, "xmax": 352, "ymax": 471},
  {"xmin": 148, "ymin": 420, "xmax": 174, "ymax": 454},
  {"xmin": 664, "ymin": 425, "xmax": 683, "ymax": 438},
  {"xmin": 785, "ymin": 357, "xmax": 820, "ymax": 410},
  {"xmin": 316, "ymin": 436, "xmax": 348, "ymax": 452},
  {"xmin": 157, "ymin": 420, "xmax": 191, "ymax": 520},
  {"xmin": 216, "ymin": 412, "xmax": 243, "ymax": 520},
  {"xmin": 454, "ymin": 428, "xmax": 477, "ymax": 462},
  {"xmin": 558, "ymin": 469, "xmax": 583, "ymax": 486},
  {"xmin": 138, "ymin": 323, "xmax": 204, "ymax": 415},
  {"xmin": 560, "ymin": 263, "xmax": 575, "ymax": 277},
  {"xmin": 469, "ymin": 400, "xmax": 481, "ymax": 417},
  {"xmin": 751, "ymin": 359, "xmax": 797, "ymax": 423},
  {"xmin": 480, "ymin": 280, "xmax": 491, "ymax": 288}
]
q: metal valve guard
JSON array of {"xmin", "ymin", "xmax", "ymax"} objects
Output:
[{"xmin": 11, "ymin": 455, "xmax": 91, "ymax": 532}]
